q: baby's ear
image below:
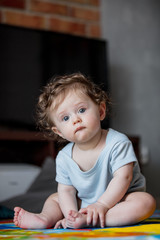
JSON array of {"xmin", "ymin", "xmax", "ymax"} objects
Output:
[
  {"xmin": 99, "ymin": 102, "xmax": 106, "ymax": 121},
  {"xmin": 51, "ymin": 126, "xmax": 64, "ymax": 138}
]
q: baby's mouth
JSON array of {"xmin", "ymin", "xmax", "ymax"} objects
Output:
[{"xmin": 75, "ymin": 126, "xmax": 85, "ymax": 133}]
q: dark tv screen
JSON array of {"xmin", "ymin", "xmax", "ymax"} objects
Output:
[{"xmin": 0, "ymin": 24, "xmax": 108, "ymax": 130}]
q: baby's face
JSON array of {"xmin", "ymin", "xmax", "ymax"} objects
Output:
[{"xmin": 49, "ymin": 90, "xmax": 105, "ymax": 144}]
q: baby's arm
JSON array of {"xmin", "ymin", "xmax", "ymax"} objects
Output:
[
  {"xmin": 54, "ymin": 183, "xmax": 78, "ymax": 228},
  {"xmin": 80, "ymin": 162, "xmax": 133, "ymax": 227}
]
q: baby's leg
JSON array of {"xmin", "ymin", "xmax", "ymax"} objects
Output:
[
  {"xmin": 65, "ymin": 192, "xmax": 155, "ymax": 229},
  {"xmin": 14, "ymin": 193, "xmax": 63, "ymax": 229},
  {"xmin": 105, "ymin": 192, "xmax": 156, "ymax": 226}
]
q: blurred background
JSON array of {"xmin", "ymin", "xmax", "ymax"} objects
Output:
[{"xmin": 101, "ymin": 0, "xmax": 160, "ymax": 204}]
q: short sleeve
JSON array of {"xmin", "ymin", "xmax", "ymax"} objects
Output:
[
  {"xmin": 110, "ymin": 140, "xmax": 137, "ymax": 174},
  {"xmin": 55, "ymin": 152, "xmax": 72, "ymax": 185}
]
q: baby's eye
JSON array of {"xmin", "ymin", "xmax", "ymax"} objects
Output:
[
  {"xmin": 62, "ymin": 116, "xmax": 69, "ymax": 121},
  {"xmin": 78, "ymin": 108, "xmax": 86, "ymax": 113}
]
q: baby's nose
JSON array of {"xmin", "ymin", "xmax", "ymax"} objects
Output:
[{"xmin": 73, "ymin": 114, "xmax": 81, "ymax": 124}]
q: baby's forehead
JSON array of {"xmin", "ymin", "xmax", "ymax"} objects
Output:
[{"xmin": 50, "ymin": 88, "xmax": 88, "ymax": 111}]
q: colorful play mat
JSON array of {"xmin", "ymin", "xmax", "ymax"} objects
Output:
[{"xmin": 0, "ymin": 210, "xmax": 160, "ymax": 239}]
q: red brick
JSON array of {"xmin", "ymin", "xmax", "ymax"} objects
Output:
[
  {"xmin": 58, "ymin": 0, "xmax": 100, "ymax": 7},
  {"xmin": 0, "ymin": 0, "xmax": 25, "ymax": 9},
  {"xmin": 4, "ymin": 11, "xmax": 46, "ymax": 29},
  {"xmin": 88, "ymin": 23, "xmax": 101, "ymax": 38},
  {"xmin": 49, "ymin": 17, "xmax": 86, "ymax": 36},
  {"xmin": 30, "ymin": 0, "xmax": 68, "ymax": 16},
  {"xmin": 70, "ymin": 6, "xmax": 100, "ymax": 21}
]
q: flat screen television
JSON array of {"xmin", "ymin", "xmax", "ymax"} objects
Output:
[{"xmin": 0, "ymin": 24, "xmax": 109, "ymax": 130}]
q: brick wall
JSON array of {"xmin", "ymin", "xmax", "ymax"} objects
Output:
[{"xmin": 0, "ymin": 0, "xmax": 101, "ymax": 38}]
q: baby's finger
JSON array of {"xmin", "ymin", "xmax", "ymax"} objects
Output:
[
  {"xmin": 79, "ymin": 208, "xmax": 88, "ymax": 214},
  {"xmin": 87, "ymin": 211, "xmax": 93, "ymax": 226},
  {"xmin": 92, "ymin": 211, "xmax": 98, "ymax": 226},
  {"xmin": 99, "ymin": 212, "xmax": 105, "ymax": 228},
  {"xmin": 54, "ymin": 220, "xmax": 62, "ymax": 229},
  {"xmin": 62, "ymin": 219, "xmax": 67, "ymax": 229}
]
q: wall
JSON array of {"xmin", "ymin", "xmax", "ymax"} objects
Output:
[
  {"xmin": 0, "ymin": 0, "xmax": 101, "ymax": 38},
  {"xmin": 101, "ymin": 0, "xmax": 160, "ymax": 199}
]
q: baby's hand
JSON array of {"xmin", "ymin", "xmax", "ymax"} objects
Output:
[
  {"xmin": 79, "ymin": 202, "xmax": 108, "ymax": 228},
  {"xmin": 54, "ymin": 218, "xmax": 67, "ymax": 229}
]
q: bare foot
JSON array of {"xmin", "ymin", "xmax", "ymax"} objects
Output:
[
  {"xmin": 13, "ymin": 207, "xmax": 50, "ymax": 229},
  {"xmin": 66, "ymin": 210, "xmax": 88, "ymax": 229}
]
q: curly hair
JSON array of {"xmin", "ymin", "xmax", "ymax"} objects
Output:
[{"xmin": 36, "ymin": 73, "xmax": 111, "ymax": 142}]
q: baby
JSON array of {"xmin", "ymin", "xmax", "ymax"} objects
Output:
[{"xmin": 14, "ymin": 73, "xmax": 156, "ymax": 229}]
